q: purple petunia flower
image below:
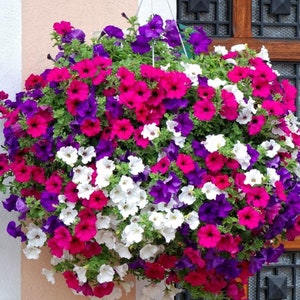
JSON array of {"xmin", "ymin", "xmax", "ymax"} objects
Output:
[
  {"xmin": 40, "ymin": 191, "xmax": 59, "ymax": 212},
  {"xmin": 163, "ymin": 98, "xmax": 189, "ymax": 111},
  {"xmin": 96, "ymin": 140, "xmax": 115, "ymax": 160},
  {"xmin": 186, "ymin": 163, "xmax": 206, "ymax": 186},
  {"xmin": 149, "ymin": 180, "xmax": 172, "ymax": 204},
  {"xmin": 42, "ymin": 216, "xmax": 64, "ymax": 234},
  {"xmin": 62, "ymin": 29, "xmax": 85, "ymax": 43},
  {"xmin": 247, "ymin": 144, "xmax": 259, "ymax": 169},
  {"xmin": 93, "ymin": 44, "xmax": 110, "ymax": 57},
  {"xmin": 266, "ymin": 155, "xmax": 281, "ymax": 168},
  {"xmin": 164, "ymin": 141, "xmax": 179, "ymax": 161},
  {"xmin": 261, "ymin": 244, "xmax": 284, "ymax": 263},
  {"xmin": 164, "ymin": 20, "xmax": 181, "ymax": 47},
  {"xmin": 7, "ymin": 221, "xmax": 27, "ymax": 241},
  {"xmin": 76, "ymin": 97, "xmax": 97, "ymax": 120},
  {"xmin": 106, "ymin": 96, "xmax": 123, "ymax": 118},
  {"xmin": 187, "ymin": 26, "xmax": 212, "ymax": 55},
  {"xmin": 215, "ymin": 259, "xmax": 240, "ymax": 280},
  {"xmin": 56, "ymin": 134, "xmax": 80, "ymax": 149},
  {"xmin": 138, "ymin": 14, "xmax": 163, "ymax": 39},
  {"xmin": 131, "ymin": 35, "xmax": 151, "ymax": 54},
  {"xmin": 103, "ymin": 25, "xmax": 124, "ymax": 39},
  {"xmin": 165, "ymin": 172, "xmax": 181, "ymax": 194},
  {"xmin": 249, "ymin": 255, "xmax": 266, "ymax": 274},
  {"xmin": 192, "ymin": 140, "xmax": 209, "ymax": 158},
  {"xmin": 33, "ymin": 139, "xmax": 54, "ymax": 162},
  {"xmin": 174, "ymin": 113, "xmax": 194, "ymax": 136}
]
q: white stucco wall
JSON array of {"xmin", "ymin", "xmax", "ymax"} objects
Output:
[
  {"xmin": 138, "ymin": 0, "xmax": 177, "ymax": 23},
  {"xmin": 0, "ymin": 1, "xmax": 22, "ymax": 300}
]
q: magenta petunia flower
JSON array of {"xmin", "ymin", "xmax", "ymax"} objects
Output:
[
  {"xmin": 193, "ymin": 100, "xmax": 216, "ymax": 121},
  {"xmin": 197, "ymin": 224, "xmax": 221, "ymax": 248},
  {"xmin": 237, "ymin": 206, "xmax": 262, "ymax": 229}
]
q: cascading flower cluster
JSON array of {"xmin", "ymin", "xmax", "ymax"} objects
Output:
[{"xmin": 1, "ymin": 14, "xmax": 300, "ymax": 300}]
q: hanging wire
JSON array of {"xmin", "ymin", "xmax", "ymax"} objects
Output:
[{"xmin": 136, "ymin": 0, "xmax": 189, "ymax": 65}]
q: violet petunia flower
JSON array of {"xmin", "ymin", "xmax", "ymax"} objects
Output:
[
  {"xmin": 164, "ymin": 172, "xmax": 181, "ymax": 194},
  {"xmin": 138, "ymin": 15, "xmax": 164, "ymax": 39},
  {"xmin": 33, "ymin": 139, "xmax": 54, "ymax": 162},
  {"xmin": 7, "ymin": 221, "xmax": 27, "ymax": 241},
  {"xmin": 149, "ymin": 180, "xmax": 172, "ymax": 204},
  {"xmin": 62, "ymin": 29, "xmax": 85, "ymax": 43},
  {"xmin": 164, "ymin": 20, "xmax": 181, "ymax": 47},
  {"xmin": 96, "ymin": 140, "xmax": 115, "ymax": 160},
  {"xmin": 187, "ymin": 26, "xmax": 212, "ymax": 55},
  {"xmin": 42, "ymin": 215, "xmax": 64, "ymax": 234},
  {"xmin": 174, "ymin": 113, "xmax": 194, "ymax": 136},
  {"xmin": 103, "ymin": 25, "xmax": 124, "ymax": 39},
  {"xmin": 192, "ymin": 140, "xmax": 209, "ymax": 158},
  {"xmin": 131, "ymin": 35, "xmax": 151, "ymax": 54},
  {"xmin": 164, "ymin": 141, "xmax": 179, "ymax": 161},
  {"xmin": 215, "ymin": 259, "xmax": 240, "ymax": 280},
  {"xmin": 247, "ymin": 144, "xmax": 259, "ymax": 169},
  {"xmin": 40, "ymin": 191, "xmax": 59, "ymax": 212},
  {"xmin": 93, "ymin": 44, "xmax": 110, "ymax": 57},
  {"xmin": 163, "ymin": 98, "xmax": 189, "ymax": 111},
  {"xmin": 105, "ymin": 96, "xmax": 123, "ymax": 118}
]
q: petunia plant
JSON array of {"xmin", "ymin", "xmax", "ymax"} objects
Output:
[{"xmin": 1, "ymin": 13, "xmax": 300, "ymax": 300}]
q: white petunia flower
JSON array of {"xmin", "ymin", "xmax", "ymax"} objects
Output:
[
  {"xmin": 73, "ymin": 265, "xmax": 87, "ymax": 284},
  {"xmin": 159, "ymin": 226, "xmax": 176, "ymax": 243},
  {"xmin": 207, "ymin": 78, "xmax": 227, "ymax": 89},
  {"xmin": 96, "ymin": 156, "xmax": 116, "ymax": 176},
  {"xmin": 173, "ymin": 135, "xmax": 186, "ymax": 148},
  {"xmin": 95, "ymin": 173, "xmax": 111, "ymax": 189},
  {"xmin": 26, "ymin": 223, "xmax": 47, "ymax": 248},
  {"xmin": 203, "ymin": 134, "xmax": 226, "ymax": 152},
  {"xmin": 232, "ymin": 141, "xmax": 251, "ymax": 170},
  {"xmin": 96, "ymin": 213, "xmax": 111, "ymax": 229},
  {"xmin": 231, "ymin": 44, "xmax": 246, "ymax": 52},
  {"xmin": 165, "ymin": 209, "xmax": 184, "ymax": 229},
  {"xmin": 77, "ymin": 182, "xmax": 94, "ymax": 199},
  {"xmin": 121, "ymin": 223, "xmax": 144, "ymax": 246},
  {"xmin": 139, "ymin": 244, "xmax": 160, "ymax": 260},
  {"xmin": 97, "ymin": 264, "xmax": 115, "ymax": 283},
  {"xmin": 23, "ymin": 246, "xmax": 41, "ymax": 259},
  {"xmin": 149, "ymin": 211, "xmax": 164, "ymax": 229},
  {"xmin": 260, "ymin": 139, "xmax": 281, "ymax": 158},
  {"xmin": 119, "ymin": 175, "xmax": 134, "ymax": 192},
  {"xmin": 185, "ymin": 211, "xmax": 200, "ymax": 230},
  {"xmin": 236, "ymin": 108, "xmax": 252, "ymax": 124},
  {"xmin": 166, "ymin": 120, "xmax": 180, "ymax": 136},
  {"xmin": 141, "ymin": 123, "xmax": 160, "ymax": 140},
  {"xmin": 78, "ymin": 146, "xmax": 96, "ymax": 164},
  {"xmin": 213, "ymin": 45, "xmax": 228, "ymax": 56},
  {"xmin": 137, "ymin": 189, "xmax": 148, "ymax": 209},
  {"xmin": 110, "ymin": 185, "xmax": 126, "ymax": 204},
  {"xmin": 267, "ymin": 168, "xmax": 280, "ymax": 186},
  {"xmin": 201, "ymin": 182, "xmax": 222, "ymax": 200},
  {"xmin": 95, "ymin": 230, "xmax": 116, "ymax": 249},
  {"xmin": 56, "ymin": 146, "xmax": 78, "ymax": 166},
  {"xmin": 128, "ymin": 155, "xmax": 145, "ymax": 175},
  {"xmin": 117, "ymin": 199, "xmax": 139, "ymax": 218},
  {"xmin": 223, "ymin": 84, "xmax": 244, "ymax": 104},
  {"xmin": 72, "ymin": 165, "xmax": 94, "ymax": 184},
  {"xmin": 256, "ymin": 45, "xmax": 270, "ymax": 62},
  {"xmin": 244, "ymin": 169, "xmax": 264, "ymax": 186},
  {"xmin": 42, "ymin": 268, "xmax": 55, "ymax": 284},
  {"xmin": 178, "ymin": 185, "xmax": 196, "ymax": 205},
  {"xmin": 59, "ymin": 205, "xmax": 78, "ymax": 225},
  {"xmin": 114, "ymin": 264, "xmax": 128, "ymax": 280},
  {"xmin": 180, "ymin": 62, "xmax": 202, "ymax": 86},
  {"xmin": 115, "ymin": 243, "xmax": 132, "ymax": 259}
]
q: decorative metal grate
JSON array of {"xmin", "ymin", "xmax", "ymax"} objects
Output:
[
  {"xmin": 248, "ymin": 251, "xmax": 300, "ymax": 300},
  {"xmin": 252, "ymin": 0, "xmax": 300, "ymax": 38},
  {"xmin": 177, "ymin": 0, "xmax": 232, "ymax": 37},
  {"xmin": 271, "ymin": 62, "xmax": 300, "ymax": 118}
]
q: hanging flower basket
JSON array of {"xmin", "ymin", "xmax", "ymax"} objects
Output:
[{"xmin": 1, "ymin": 13, "xmax": 300, "ymax": 300}]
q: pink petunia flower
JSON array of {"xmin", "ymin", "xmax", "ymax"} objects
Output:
[
  {"xmin": 247, "ymin": 115, "xmax": 266, "ymax": 135},
  {"xmin": 66, "ymin": 80, "xmax": 89, "ymax": 101},
  {"xmin": 205, "ymin": 151, "xmax": 226, "ymax": 172},
  {"xmin": 72, "ymin": 58, "xmax": 97, "ymax": 79},
  {"xmin": 53, "ymin": 21, "xmax": 73, "ymax": 35},
  {"xmin": 176, "ymin": 153, "xmax": 195, "ymax": 174},
  {"xmin": 246, "ymin": 186, "xmax": 270, "ymax": 208},
  {"xmin": 197, "ymin": 224, "xmax": 221, "ymax": 248},
  {"xmin": 75, "ymin": 219, "xmax": 97, "ymax": 242},
  {"xmin": 151, "ymin": 156, "xmax": 170, "ymax": 174},
  {"xmin": 80, "ymin": 118, "xmax": 101, "ymax": 137},
  {"xmin": 47, "ymin": 67, "xmax": 71, "ymax": 82},
  {"xmin": 194, "ymin": 100, "xmax": 216, "ymax": 121},
  {"xmin": 45, "ymin": 173, "xmax": 63, "ymax": 194},
  {"xmin": 26, "ymin": 114, "xmax": 49, "ymax": 138},
  {"xmin": 112, "ymin": 119, "xmax": 134, "ymax": 140},
  {"xmin": 53, "ymin": 226, "xmax": 72, "ymax": 249},
  {"xmin": 237, "ymin": 206, "xmax": 262, "ymax": 229},
  {"xmin": 227, "ymin": 65, "xmax": 250, "ymax": 83}
]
